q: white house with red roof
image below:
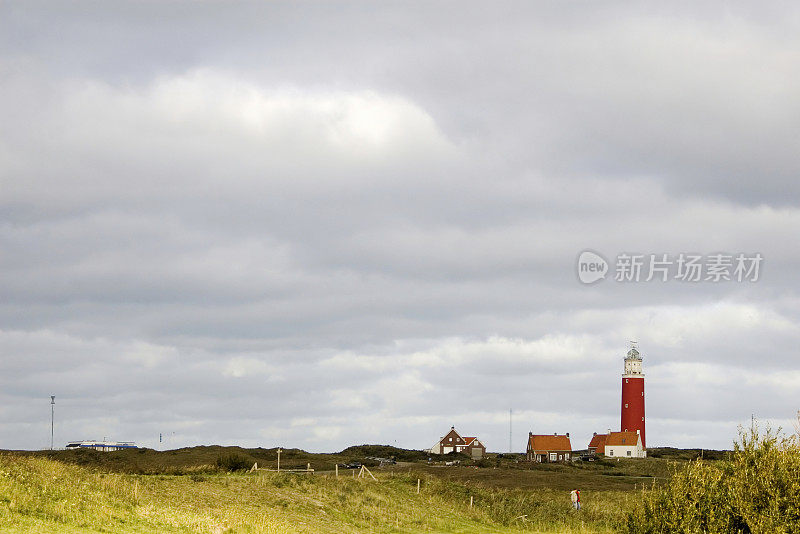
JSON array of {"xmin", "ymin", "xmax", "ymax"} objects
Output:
[
  {"xmin": 428, "ymin": 426, "xmax": 486, "ymax": 459},
  {"xmin": 604, "ymin": 431, "xmax": 646, "ymax": 458}
]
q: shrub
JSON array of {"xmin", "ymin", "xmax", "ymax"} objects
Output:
[
  {"xmin": 215, "ymin": 453, "xmax": 252, "ymax": 472},
  {"xmin": 474, "ymin": 457, "xmax": 498, "ymax": 468},
  {"xmin": 624, "ymin": 423, "xmax": 800, "ymax": 533}
]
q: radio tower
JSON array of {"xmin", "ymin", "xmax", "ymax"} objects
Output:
[
  {"xmin": 50, "ymin": 395, "xmax": 56, "ymax": 450},
  {"xmin": 621, "ymin": 342, "xmax": 646, "ymax": 448},
  {"xmin": 509, "ymin": 409, "xmax": 512, "ymax": 453}
]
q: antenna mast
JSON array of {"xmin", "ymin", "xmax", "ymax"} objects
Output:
[
  {"xmin": 509, "ymin": 408, "xmax": 512, "ymax": 453},
  {"xmin": 50, "ymin": 395, "xmax": 55, "ymax": 450}
]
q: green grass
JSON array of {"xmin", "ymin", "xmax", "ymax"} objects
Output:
[
  {"xmin": 401, "ymin": 457, "xmax": 673, "ymax": 493},
  {"xmin": 13, "ymin": 445, "xmax": 445, "ymax": 475},
  {"xmin": 1, "ymin": 452, "xmax": 632, "ymax": 533},
  {"xmin": 1, "ymin": 444, "xmax": 741, "ymax": 533},
  {"xmin": 14, "ymin": 444, "xmax": 722, "ymax": 477}
]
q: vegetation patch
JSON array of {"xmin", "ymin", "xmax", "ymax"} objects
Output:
[
  {"xmin": 625, "ymin": 425, "xmax": 800, "ymax": 533},
  {"xmin": 4, "ymin": 433, "xmax": 794, "ymax": 533}
]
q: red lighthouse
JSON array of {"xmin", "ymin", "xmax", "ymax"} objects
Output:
[{"xmin": 621, "ymin": 342, "xmax": 645, "ymax": 448}]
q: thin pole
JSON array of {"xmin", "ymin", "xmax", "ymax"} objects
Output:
[
  {"xmin": 50, "ymin": 396, "xmax": 55, "ymax": 450},
  {"xmin": 509, "ymin": 408, "xmax": 512, "ymax": 453},
  {"xmin": 277, "ymin": 448, "xmax": 281, "ymax": 472}
]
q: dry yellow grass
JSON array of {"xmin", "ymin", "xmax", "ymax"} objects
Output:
[{"xmin": 1, "ymin": 453, "xmax": 628, "ymax": 533}]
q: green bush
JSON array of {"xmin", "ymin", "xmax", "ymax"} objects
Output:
[
  {"xmin": 624, "ymin": 423, "xmax": 800, "ymax": 533},
  {"xmin": 215, "ymin": 453, "xmax": 252, "ymax": 472}
]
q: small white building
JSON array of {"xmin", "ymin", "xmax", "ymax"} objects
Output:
[{"xmin": 604, "ymin": 431, "xmax": 646, "ymax": 458}]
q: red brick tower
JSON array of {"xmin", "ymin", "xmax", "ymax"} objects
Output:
[{"xmin": 621, "ymin": 342, "xmax": 645, "ymax": 448}]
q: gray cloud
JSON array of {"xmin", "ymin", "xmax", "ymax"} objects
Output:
[{"xmin": 1, "ymin": 1, "xmax": 799, "ymax": 453}]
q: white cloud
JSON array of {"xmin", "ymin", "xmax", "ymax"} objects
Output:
[{"xmin": 222, "ymin": 357, "xmax": 276, "ymax": 379}]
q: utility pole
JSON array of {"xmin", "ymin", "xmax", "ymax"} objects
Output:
[
  {"xmin": 50, "ymin": 395, "xmax": 55, "ymax": 450},
  {"xmin": 509, "ymin": 408, "xmax": 512, "ymax": 453}
]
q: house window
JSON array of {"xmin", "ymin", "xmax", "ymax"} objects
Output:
[
  {"xmin": 549, "ymin": 453, "xmax": 557, "ymax": 461},
  {"xmin": 642, "ymin": 417, "xmax": 644, "ymax": 421},
  {"xmin": 609, "ymin": 450, "xmax": 614, "ymax": 456},
  {"xmin": 625, "ymin": 403, "xmax": 628, "ymax": 408},
  {"xmin": 627, "ymin": 451, "xmax": 632, "ymax": 456}
]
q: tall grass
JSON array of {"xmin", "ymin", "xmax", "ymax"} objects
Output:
[
  {"xmin": 623, "ymin": 423, "xmax": 800, "ymax": 533},
  {"xmin": 0, "ymin": 452, "xmax": 139, "ymax": 530},
  {"xmin": 0, "ymin": 453, "xmax": 290, "ymax": 532},
  {"xmin": 1, "ymin": 451, "xmax": 627, "ymax": 533}
]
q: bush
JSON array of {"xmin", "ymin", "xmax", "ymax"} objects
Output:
[
  {"xmin": 474, "ymin": 457, "xmax": 498, "ymax": 468},
  {"xmin": 215, "ymin": 453, "xmax": 252, "ymax": 472},
  {"xmin": 337, "ymin": 444, "xmax": 430, "ymax": 462},
  {"xmin": 624, "ymin": 423, "xmax": 800, "ymax": 533}
]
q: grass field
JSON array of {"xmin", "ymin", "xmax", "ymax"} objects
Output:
[{"xmin": 0, "ymin": 446, "xmax": 721, "ymax": 533}]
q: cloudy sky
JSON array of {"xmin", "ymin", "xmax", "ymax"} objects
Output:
[{"xmin": 2, "ymin": 2, "xmax": 799, "ymax": 453}]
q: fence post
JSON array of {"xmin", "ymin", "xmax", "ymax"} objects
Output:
[
  {"xmin": 335, "ymin": 464, "xmax": 339, "ymax": 478},
  {"xmin": 469, "ymin": 496, "xmax": 473, "ymax": 508},
  {"xmin": 417, "ymin": 479, "xmax": 420, "ymax": 494}
]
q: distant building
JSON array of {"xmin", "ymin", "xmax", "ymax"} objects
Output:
[
  {"xmin": 462, "ymin": 436, "xmax": 486, "ymax": 459},
  {"xmin": 587, "ymin": 433, "xmax": 608, "ymax": 455},
  {"xmin": 428, "ymin": 427, "xmax": 486, "ymax": 459},
  {"xmin": 604, "ymin": 431, "xmax": 646, "ymax": 458},
  {"xmin": 65, "ymin": 440, "xmax": 137, "ymax": 452},
  {"xmin": 526, "ymin": 432, "xmax": 572, "ymax": 462}
]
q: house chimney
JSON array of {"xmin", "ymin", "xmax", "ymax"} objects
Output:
[
  {"xmin": 566, "ymin": 433, "xmax": 569, "ymax": 437},
  {"xmin": 593, "ymin": 432, "xmax": 597, "ymax": 436},
  {"xmin": 451, "ymin": 426, "xmax": 454, "ymax": 430},
  {"xmin": 529, "ymin": 431, "xmax": 532, "ymax": 436}
]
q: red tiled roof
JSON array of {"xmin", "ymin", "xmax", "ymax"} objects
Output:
[
  {"xmin": 528, "ymin": 434, "xmax": 572, "ymax": 452},
  {"xmin": 463, "ymin": 437, "xmax": 476, "ymax": 446},
  {"xmin": 589, "ymin": 434, "xmax": 608, "ymax": 453},
  {"xmin": 606, "ymin": 431, "xmax": 640, "ymax": 446}
]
